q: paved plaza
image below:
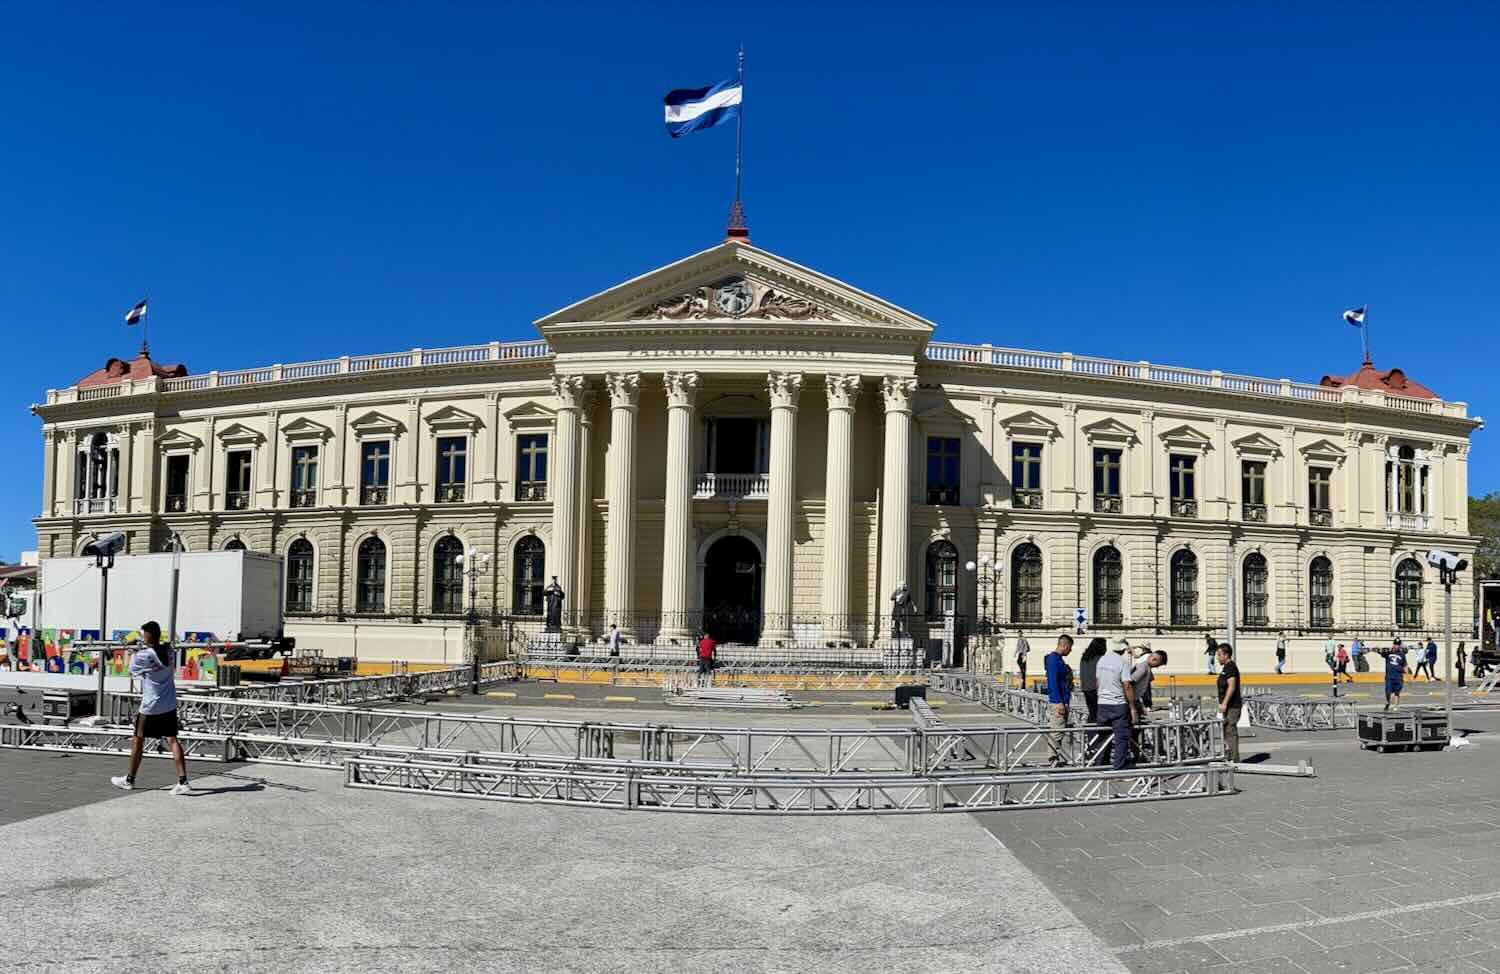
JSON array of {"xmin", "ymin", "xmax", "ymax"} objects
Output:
[{"xmin": 3, "ymin": 679, "xmax": 1500, "ymax": 973}]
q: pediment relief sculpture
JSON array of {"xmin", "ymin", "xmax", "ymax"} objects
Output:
[{"xmin": 630, "ymin": 277, "xmax": 842, "ymax": 322}]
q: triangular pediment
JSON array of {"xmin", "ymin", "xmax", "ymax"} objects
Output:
[
  {"xmin": 1232, "ymin": 431, "xmax": 1282, "ymax": 456},
  {"xmin": 1300, "ymin": 438, "xmax": 1347, "ymax": 463},
  {"xmin": 1158, "ymin": 424, "xmax": 1213, "ymax": 451},
  {"xmin": 155, "ymin": 428, "xmax": 202, "ymax": 450},
  {"xmin": 914, "ymin": 402, "xmax": 977, "ymax": 429},
  {"xmin": 424, "ymin": 404, "xmax": 483, "ymax": 431},
  {"xmin": 215, "ymin": 422, "xmax": 265, "ymax": 445},
  {"xmin": 533, "ymin": 241, "xmax": 935, "ymax": 335},
  {"xmin": 1081, "ymin": 417, "xmax": 1138, "ymax": 444},
  {"xmin": 281, "ymin": 417, "xmax": 333, "ymax": 442},
  {"xmin": 504, "ymin": 400, "xmax": 556, "ymax": 430},
  {"xmin": 350, "ymin": 410, "xmax": 404, "ymax": 436},
  {"xmin": 1000, "ymin": 409, "xmax": 1061, "ymax": 440}
]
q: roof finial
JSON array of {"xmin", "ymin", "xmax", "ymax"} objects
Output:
[{"xmin": 725, "ymin": 199, "xmax": 749, "ymax": 241}]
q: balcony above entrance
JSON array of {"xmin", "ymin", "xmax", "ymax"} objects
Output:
[{"xmin": 694, "ymin": 472, "xmax": 769, "ymax": 500}]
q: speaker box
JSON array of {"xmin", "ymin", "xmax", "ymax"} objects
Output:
[{"xmin": 894, "ymin": 684, "xmax": 927, "ymax": 709}]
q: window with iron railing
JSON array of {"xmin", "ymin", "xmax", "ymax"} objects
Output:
[
  {"xmin": 1308, "ymin": 466, "xmax": 1332, "ymax": 525},
  {"xmin": 1093, "ymin": 545, "xmax": 1123, "ymax": 625},
  {"xmin": 926, "ymin": 437, "xmax": 960, "ymax": 505},
  {"xmin": 1243, "ymin": 553, "xmax": 1269, "ymax": 627},
  {"xmin": 356, "ymin": 536, "xmax": 387, "ymax": 613},
  {"xmin": 1310, "ymin": 556, "xmax": 1334, "ymax": 628},
  {"xmin": 225, "ymin": 450, "xmax": 252, "ymax": 510},
  {"xmin": 516, "ymin": 434, "xmax": 548, "ymax": 502},
  {"xmin": 1241, "ymin": 460, "xmax": 1267, "ymax": 522},
  {"xmin": 435, "ymin": 437, "xmax": 467, "ymax": 503},
  {"xmin": 361, "ymin": 441, "xmax": 390, "ymax": 506},
  {"xmin": 1170, "ymin": 454, "xmax": 1197, "ymax": 517},
  {"xmin": 290, "ymin": 446, "xmax": 318, "ymax": 508},
  {"xmin": 1011, "ymin": 442, "xmax": 1043, "ymax": 510},
  {"xmin": 1093, "ymin": 448, "xmax": 1122, "ymax": 513},
  {"xmin": 1011, "ymin": 543, "xmax": 1043, "ymax": 624},
  {"xmin": 285, "ymin": 539, "xmax": 314, "ymax": 613},
  {"xmin": 164, "ymin": 454, "xmax": 189, "ymax": 512},
  {"xmin": 1171, "ymin": 550, "xmax": 1199, "ymax": 626},
  {"xmin": 1395, "ymin": 558, "xmax": 1423, "ymax": 628}
]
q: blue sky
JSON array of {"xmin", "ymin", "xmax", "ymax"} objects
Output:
[{"xmin": 1, "ymin": 2, "xmax": 1496, "ymax": 560}]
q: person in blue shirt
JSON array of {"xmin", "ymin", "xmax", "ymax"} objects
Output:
[
  {"xmin": 1378, "ymin": 639, "xmax": 1410, "ymax": 710},
  {"xmin": 1044, "ymin": 634, "xmax": 1075, "ymax": 767}
]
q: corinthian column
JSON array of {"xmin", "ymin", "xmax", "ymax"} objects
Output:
[
  {"xmin": 604, "ymin": 372, "xmax": 641, "ymax": 636},
  {"xmin": 549, "ymin": 375, "xmax": 586, "ymax": 629},
  {"xmin": 760, "ymin": 372, "xmax": 803, "ymax": 646},
  {"xmin": 659, "ymin": 372, "xmax": 700, "ymax": 643},
  {"xmin": 822, "ymin": 375, "xmax": 861, "ymax": 645},
  {"xmin": 880, "ymin": 376, "xmax": 918, "ymax": 633}
]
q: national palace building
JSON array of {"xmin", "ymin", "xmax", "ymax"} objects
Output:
[{"xmin": 30, "ymin": 236, "xmax": 1482, "ymax": 667}]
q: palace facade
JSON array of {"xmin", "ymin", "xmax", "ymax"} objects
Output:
[{"xmin": 31, "ymin": 239, "xmax": 1480, "ymax": 667}]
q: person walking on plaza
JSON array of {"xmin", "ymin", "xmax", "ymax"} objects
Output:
[
  {"xmin": 1095, "ymin": 638, "xmax": 1136, "ymax": 770},
  {"xmin": 1351, "ymin": 636, "xmax": 1367, "ymax": 673},
  {"xmin": 1275, "ymin": 632, "xmax": 1287, "ymax": 675},
  {"xmin": 1335, "ymin": 643, "xmax": 1352, "ymax": 684},
  {"xmin": 110, "ymin": 621, "xmax": 190, "ymax": 795},
  {"xmin": 1204, "ymin": 632, "xmax": 1217, "ymax": 675},
  {"xmin": 695, "ymin": 631, "xmax": 716, "ymax": 679},
  {"xmin": 1457, "ymin": 643, "xmax": 1468, "ymax": 688},
  {"xmin": 1043, "ymin": 634, "xmax": 1074, "ymax": 767},
  {"xmin": 1014, "ymin": 635, "xmax": 1031, "ymax": 690},
  {"xmin": 1422, "ymin": 638, "xmax": 1441, "ymax": 682},
  {"xmin": 1216, "ymin": 643, "xmax": 1242, "ymax": 763},
  {"xmin": 606, "ymin": 623, "xmax": 622, "ymax": 658},
  {"xmin": 1378, "ymin": 639, "xmax": 1409, "ymax": 710}
]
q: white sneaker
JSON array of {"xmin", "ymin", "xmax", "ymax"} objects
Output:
[
  {"xmin": 110, "ymin": 776, "xmax": 134, "ymax": 791},
  {"xmin": 170, "ymin": 782, "xmax": 192, "ymax": 796}
]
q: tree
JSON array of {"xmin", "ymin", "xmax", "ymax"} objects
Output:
[{"xmin": 1471, "ymin": 493, "xmax": 1500, "ymax": 617}]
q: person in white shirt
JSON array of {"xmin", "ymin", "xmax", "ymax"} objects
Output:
[
  {"xmin": 1015, "ymin": 636, "xmax": 1031, "ymax": 689},
  {"xmin": 1094, "ymin": 638, "xmax": 1137, "ymax": 770},
  {"xmin": 111, "ymin": 621, "xmax": 191, "ymax": 795},
  {"xmin": 606, "ymin": 624, "xmax": 622, "ymax": 658}
]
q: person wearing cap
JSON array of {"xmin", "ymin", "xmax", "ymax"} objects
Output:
[
  {"xmin": 111, "ymin": 621, "xmax": 191, "ymax": 795},
  {"xmin": 1093, "ymin": 637, "xmax": 1136, "ymax": 770}
]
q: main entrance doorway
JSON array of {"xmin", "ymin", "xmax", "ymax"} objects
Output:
[{"xmin": 702, "ymin": 535, "xmax": 763, "ymax": 644}]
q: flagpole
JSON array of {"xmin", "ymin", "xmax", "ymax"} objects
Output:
[
  {"xmin": 735, "ymin": 45, "xmax": 744, "ymax": 204},
  {"xmin": 1362, "ymin": 304, "xmax": 1372, "ymax": 365}
]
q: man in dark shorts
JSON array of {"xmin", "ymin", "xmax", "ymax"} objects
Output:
[
  {"xmin": 111, "ymin": 621, "xmax": 191, "ymax": 795},
  {"xmin": 1379, "ymin": 639, "xmax": 1409, "ymax": 711}
]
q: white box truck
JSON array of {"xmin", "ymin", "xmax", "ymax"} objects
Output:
[{"xmin": 8, "ymin": 550, "xmax": 283, "ymax": 645}]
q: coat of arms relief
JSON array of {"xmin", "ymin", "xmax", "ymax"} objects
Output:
[{"xmin": 629, "ymin": 277, "xmax": 840, "ymax": 321}]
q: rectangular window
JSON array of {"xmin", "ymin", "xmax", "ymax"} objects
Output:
[
  {"xmin": 435, "ymin": 436, "xmax": 467, "ymax": 503},
  {"xmin": 1093, "ymin": 448, "xmax": 1122, "ymax": 512},
  {"xmin": 1170, "ymin": 455, "xmax": 1196, "ymax": 501},
  {"xmin": 516, "ymin": 433, "xmax": 548, "ymax": 501},
  {"xmin": 926, "ymin": 436, "xmax": 960, "ymax": 505},
  {"xmin": 290, "ymin": 446, "xmax": 319, "ymax": 508},
  {"xmin": 1012, "ymin": 442, "xmax": 1043, "ymax": 508},
  {"xmin": 1241, "ymin": 461, "xmax": 1266, "ymax": 506},
  {"xmin": 165, "ymin": 455, "xmax": 190, "ymax": 513},
  {"xmin": 361, "ymin": 441, "xmax": 390, "ymax": 505},
  {"xmin": 1308, "ymin": 466, "xmax": 1331, "ymax": 514},
  {"xmin": 225, "ymin": 451, "xmax": 252, "ymax": 510}
]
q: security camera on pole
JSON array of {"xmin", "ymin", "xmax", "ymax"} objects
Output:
[{"xmin": 1427, "ymin": 549, "xmax": 1470, "ymax": 747}]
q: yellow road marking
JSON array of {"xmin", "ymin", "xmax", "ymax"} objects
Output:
[
  {"xmin": 603, "ymin": 695, "xmax": 637, "ymax": 703},
  {"xmin": 928, "ymin": 700, "xmax": 947, "ymax": 708},
  {"xmin": 485, "ymin": 691, "xmax": 516, "ymax": 699},
  {"xmin": 543, "ymin": 693, "xmax": 576, "ymax": 701}
]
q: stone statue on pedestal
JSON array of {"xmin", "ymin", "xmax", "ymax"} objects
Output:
[
  {"xmin": 890, "ymin": 582, "xmax": 914, "ymax": 639},
  {"xmin": 543, "ymin": 576, "xmax": 565, "ymax": 632}
]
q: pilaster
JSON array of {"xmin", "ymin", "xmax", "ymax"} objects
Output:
[{"xmin": 761, "ymin": 371, "xmax": 804, "ymax": 645}]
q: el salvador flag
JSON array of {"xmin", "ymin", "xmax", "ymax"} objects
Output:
[{"xmin": 663, "ymin": 78, "xmax": 741, "ymax": 139}]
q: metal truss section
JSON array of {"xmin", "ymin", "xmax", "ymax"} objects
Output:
[
  {"xmin": 343, "ymin": 755, "xmax": 1235, "ymax": 814},
  {"xmin": 519, "ymin": 658, "xmax": 925, "ymax": 690},
  {"xmin": 0, "ymin": 723, "xmax": 231, "ymax": 762},
  {"xmin": 1247, "ymin": 695, "xmax": 1358, "ymax": 730}
]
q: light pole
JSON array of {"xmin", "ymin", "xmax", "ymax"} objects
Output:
[
  {"xmin": 455, "ymin": 548, "xmax": 490, "ymax": 692},
  {"xmin": 966, "ymin": 556, "xmax": 1001, "ymax": 675},
  {"xmin": 1430, "ymin": 550, "xmax": 1469, "ymax": 747}
]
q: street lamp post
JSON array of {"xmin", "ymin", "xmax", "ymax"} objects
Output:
[
  {"xmin": 455, "ymin": 548, "xmax": 490, "ymax": 693},
  {"xmin": 1431, "ymin": 551, "xmax": 1469, "ymax": 747},
  {"xmin": 966, "ymin": 556, "xmax": 1001, "ymax": 676}
]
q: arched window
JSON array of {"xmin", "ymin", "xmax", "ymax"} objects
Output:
[
  {"xmin": 432, "ymin": 536, "xmax": 465, "ymax": 614},
  {"xmin": 224, "ymin": 538, "xmax": 246, "ymax": 552},
  {"xmin": 1011, "ymin": 543, "xmax": 1043, "ymax": 624},
  {"xmin": 1242, "ymin": 554, "xmax": 1269, "ymax": 627},
  {"xmin": 512, "ymin": 536, "xmax": 545, "ymax": 616},
  {"xmin": 1395, "ymin": 558, "xmax": 1424, "ymax": 628},
  {"xmin": 355, "ymin": 537, "xmax": 387, "ymax": 613},
  {"xmin": 1309, "ymin": 556, "xmax": 1334, "ymax": 629},
  {"xmin": 1170, "ymin": 550, "xmax": 1199, "ymax": 626},
  {"xmin": 924, "ymin": 540, "xmax": 959, "ymax": 618},
  {"xmin": 1092, "ymin": 546, "xmax": 1123, "ymax": 625},
  {"xmin": 286, "ymin": 539, "xmax": 314, "ymax": 613}
]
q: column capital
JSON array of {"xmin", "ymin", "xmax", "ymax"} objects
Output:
[
  {"xmin": 881, "ymin": 375, "xmax": 917, "ymax": 414},
  {"xmin": 552, "ymin": 374, "xmax": 588, "ymax": 410},
  {"xmin": 663, "ymin": 371, "xmax": 701, "ymax": 409},
  {"xmin": 606, "ymin": 372, "xmax": 641, "ymax": 409},
  {"xmin": 766, "ymin": 371, "xmax": 804, "ymax": 410},
  {"xmin": 824, "ymin": 374, "xmax": 861, "ymax": 411}
]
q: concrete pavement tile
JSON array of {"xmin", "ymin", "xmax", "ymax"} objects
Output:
[
  {"xmin": 1200, "ymin": 957, "xmax": 1310, "ymax": 974},
  {"xmin": 1286, "ymin": 942, "xmax": 1412, "ymax": 973},
  {"xmin": 1209, "ymin": 930, "xmax": 1322, "ymax": 964},
  {"xmin": 1116, "ymin": 941, "xmax": 1229, "ymax": 974},
  {"xmin": 1381, "ymin": 932, "xmax": 1489, "ymax": 966},
  {"xmin": 1298, "ymin": 916, "xmax": 1408, "ymax": 949}
]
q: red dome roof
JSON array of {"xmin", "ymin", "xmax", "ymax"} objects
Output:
[
  {"xmin": 1319, "ymin": 362, "xmax": 1437, "ymax": 400},
  {"xmin": 77, "ymin": 346, "xmax": 188, "ymax": 388}
]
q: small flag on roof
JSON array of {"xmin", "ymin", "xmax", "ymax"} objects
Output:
[
  {"xmin": 124, "ymin": 299, "xmax": 148, "ymax": 325},
  {"xmin": 1343, "ymin": 306, "xmax": 1366, "ymax": 327},
  {"xmin": 663, "ymin": 77, "xmax": 742, "ymax": 139}
]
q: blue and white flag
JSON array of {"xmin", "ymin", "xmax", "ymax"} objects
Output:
[
  {"xmin": 663, "ymin": 78, "xmax": 741, "ymax": 139},
  {"xmin": 1343, "ymin": 306, "xmax": 1366, "ymax": 327}
]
